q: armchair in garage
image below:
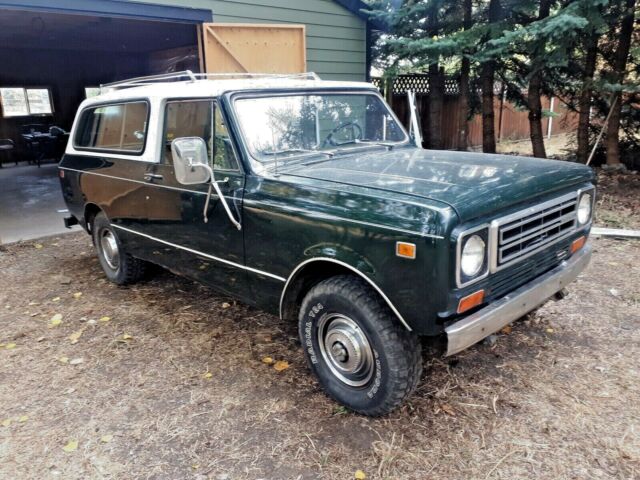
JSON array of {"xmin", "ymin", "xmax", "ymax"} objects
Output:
[{"xmin": 0, "ymin": 138, "xmax": 15, "ymax": 168}]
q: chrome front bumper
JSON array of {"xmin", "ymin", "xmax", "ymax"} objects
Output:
[{"xmin": 445, "ymin": 243, "xmax": 592, "ymax": 356}]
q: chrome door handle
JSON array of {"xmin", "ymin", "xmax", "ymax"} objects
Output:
[{"xmin": 143, "ymin": 173, "xmax": 163, "ymax": 181}]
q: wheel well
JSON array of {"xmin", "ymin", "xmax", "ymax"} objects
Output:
[
  {"xmin": 84, "ymin": 203, "xmax": 101, "ymax": 233},
  {"xmin": 280, "ymin": 261, "xmax": 355, "ymax": 323}
]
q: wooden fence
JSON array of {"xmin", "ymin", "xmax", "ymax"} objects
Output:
[{"xmin": 372, "ymin": 75, "xmax": 578, "ymax": 150}]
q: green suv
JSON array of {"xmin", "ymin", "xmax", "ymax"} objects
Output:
[{"xmin": 59, "ymin": 72, "xmax": 595, "ymax": 415}]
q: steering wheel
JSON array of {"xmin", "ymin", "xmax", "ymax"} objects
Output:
[{"xmin": 321, "ymin": 121, "xmax": 363, "ymax": 148}]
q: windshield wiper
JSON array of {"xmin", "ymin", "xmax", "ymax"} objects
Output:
[
  {"xmin": 262, "ymin": 148, "xmax": 334, "ymax": 158},
  {"xmin": 338, "ymin": 139, "xmax": 397, "ymax": 150}
]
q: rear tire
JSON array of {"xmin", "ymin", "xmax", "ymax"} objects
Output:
[
  {"xmin": 298, "ymin": 275, "xmax": 422, "ymax": 416},
  {"xmin": 92, "ymin": 212, "xmax": 146, "ymax": 285}
]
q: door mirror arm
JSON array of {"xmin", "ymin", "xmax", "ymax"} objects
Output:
[
  {"xmin": 171, "ymin": 137, "xmax": 241, "ymax": 230},
  {"xmin": 205, "ymin": 171, "xmax": 242, "ymax": 230}
]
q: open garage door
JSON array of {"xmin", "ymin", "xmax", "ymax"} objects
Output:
[{"xmin": 0, "ymin": 2, "xmax": 211, "ymax": 243}]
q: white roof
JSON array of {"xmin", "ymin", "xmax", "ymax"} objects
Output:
[{"xmin": 83, "ymin": 78, "xmax": 376, "ymax": 106}]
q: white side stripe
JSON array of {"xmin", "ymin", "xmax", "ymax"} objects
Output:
[{"xmin": 111, "ymin": 224, "xmax": 286, "ymax": 282}]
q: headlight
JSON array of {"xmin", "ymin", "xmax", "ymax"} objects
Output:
[
  {"xmin": 461, "ymin": 235, "xmax": 486, "ymax": 277},
  {"xmin": 577, "ymin": 193, "xmax": 592, "ymax": 225}
]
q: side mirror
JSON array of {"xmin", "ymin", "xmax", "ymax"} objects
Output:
[{"xmin": 171, "ymin": 137, "xmax": 212, "ymax": 185}]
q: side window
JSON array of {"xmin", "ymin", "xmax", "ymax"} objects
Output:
[
  {"xmin": 163, "ymin": 99, "xmax": 239, "ymax": 170},
  {"xmin": 213, "ymin": 103, "xmax": 239, "ymax": 171},
  {"xmin": 74, "ymin": 101, "xmax": 148, "ymax": 153},
  {"xmin": 163, "ymin": 100, "xmax": 212, "ymax": 164}
]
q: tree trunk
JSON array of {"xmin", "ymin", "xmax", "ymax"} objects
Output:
[
  {"xmin": 481, "ymin": 0, "xmax": 501, "ymax": 153},
  {"xmin": 427, "ymin": 2, "xmax": 443, "ymax": 150},
  {"xmin": 528, "ymin": 72, "xmax": 547, "ymax": 158},
  {"xmin": 527, "ymin": 0, "xmax": 551, "ymax": 159},
  {"xmin": 576, "ymin": 33, "xmax": 598, "ymax": 163},
  {"xmin": 457, "ymin": 0, "xmax": 472, "ymax": 151},
  {"xmin": 481, "ymin": 62, "xmax": 496, "ymax": 153},
  {"xmin": 429, "ymin": 65, "xmax": 444, "ymax": 149},
  {"xmin": 605, "ymin": 0, "xmax": 636, "ymax": 165}
]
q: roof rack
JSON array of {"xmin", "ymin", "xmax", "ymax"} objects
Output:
[{"xmin": 100, "ymin": 70, "xmax": 321, "ymax": 91}]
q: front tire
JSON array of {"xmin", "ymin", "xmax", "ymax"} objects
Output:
[
  {"xmin": 299, "ymin": 275, "xmax": 422, "ymax": 416},
  {"xmin": 92, "ymin": 212, "xmax": 146, "ymax": 285}
]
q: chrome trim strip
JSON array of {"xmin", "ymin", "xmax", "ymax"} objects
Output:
[
  {"xmin": 59, "ymin": 167, "xmax": 238, "ymax": 200},
  {"xmin": 111, "ymin": 224, "xmax": 286, "ymax": 282},
  {"xmin": 279, "ymin": 257, "xmax": 413, "ymax": 331},
  {"xmin": 242, "ymin": 199, "xmax": 445, "ymax": 239},
  {"xmin": 446, "ymin": 243, "xmax": 592, "ymax": 356}
]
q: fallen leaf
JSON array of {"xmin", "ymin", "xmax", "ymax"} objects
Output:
[
  {"xmin": 500, "ymin": 325, "xmax": 512, "ymax": 335},
  {"xmin": 18, "ymin": 415, "xmax": 28, "ymax": 423},
  {"xmin": 52, "ymin": 297, "xmax": 61, "ymax": 302},
  {"xmin": 546, "ymin": 328, "xmax": 554, "ymax": 333},
  {"xmin": 69, "ymin": 358, "xmax": 84, "ymax": 365},
  {"xmin": 99, "ymin": 316, "xmax": 111, "ymax": 323},
  {"xmin": 261, "ymin": 356, "xmax": 274, "ymax": 364},
  {"xmin": 202, "ymin": 372, "xmax": 213, "ymax": 379},
  {"xmin": 59, "ymin": 356, "xmax": 69, "ymax": 364},
  {"xmin": 222, "ymin": 302, "xmax": 231, "ymax": 309},
  {"xmin": 68, "ymin": 329, "xmax": 84, "ymax": 344},
  {"xmin": 49, "ymin": 313, "xmax": 63, "ymax": 327},
  {"xmin": 122, "ymin": 334, "xmax": 133, "ymax": 341},
  {"xmin": 34, "ymin": 243, "xmax": 43, "ymax": 249},
  {"xmin": 1, "ymin": 419, "xmax": 11, "ymax": 427},
  {"xmin": 62, "ymin": 440, "xmax": 78, "ymax": 453},
  {"xmin": 5, "ymin": 343, "xmax": 16, "ymax": 350},
  {"xmin": 100, "ymin": 434, "xmax": 113, "ymax": 443},
  {"xmin": 441, "ymin": 403, "xmax": 456, "ymax": 416},
  {"xmin": 355, "ymin": 470, "xmax": 367, "ymax": 479},
  {"xmin": 273, "ymin": 360, "xmax": 289, "ymax": 372},
  {"xmin": 73, "ymin": 292, "xmax": 83, "ymax": 299}
]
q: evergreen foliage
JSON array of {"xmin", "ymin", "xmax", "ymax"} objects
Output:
[{"xmin": 365, "ymin": 0, "xmax": 639, "ymax": 166}]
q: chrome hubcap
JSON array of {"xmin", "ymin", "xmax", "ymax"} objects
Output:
[
  {"xmin": 100, "ymin": 229, "xmax": 120, "ymax": 270},
  {"xmin": 318, "ymin": 313, "xmax": 374, "ymax": 387}
]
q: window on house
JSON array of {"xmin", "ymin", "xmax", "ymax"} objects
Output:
[
  {"xmin": 0, "ymin": 87, "xmax": 53, "ymax": 117},
  {"xmin": 74, "ymin": 101, "xmax": 148, "ymax": 153}
]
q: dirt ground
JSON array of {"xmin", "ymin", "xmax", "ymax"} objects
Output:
[{"xmin": 1, "ymin": 173, "xmax": 639, "ymax": 480}]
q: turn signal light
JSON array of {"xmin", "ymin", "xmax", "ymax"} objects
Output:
[
  {"xmin": 457, "ymin": 289, "xmax": 485, "ymax": 314},
  {"xmin": 396, "ymin": 242, "xmax": 416, "ymax": 259},
  {"xmin": 570, "ymin": 236, "xmax": 586, "ymax": 254}
]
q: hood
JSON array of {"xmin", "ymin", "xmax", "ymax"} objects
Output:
[{"xmin": 283, "ymin": 147, "xmax": 594, "ymax": 222}]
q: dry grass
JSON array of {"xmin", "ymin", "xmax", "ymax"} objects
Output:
[{"xmin": 0, "ymin": 194, "xmax": 639, "ymax": 479}]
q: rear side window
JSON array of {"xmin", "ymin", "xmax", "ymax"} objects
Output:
[{"xmin": 74, "ymin": 101, "xmax": 148, "ymax": 153}]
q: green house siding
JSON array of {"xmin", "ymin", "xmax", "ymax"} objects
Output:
[{"xmin": 127, "ymin": 0, "xmax": 367, "ymax": 81}]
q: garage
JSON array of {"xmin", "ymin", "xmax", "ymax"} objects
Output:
[
  {"xmin": 0, "ymin": 0, "xmax": 372, "ymax": 244},
  {"xmin": 0, "ymin": 0, "xmax": 211, "ymax": 243}
]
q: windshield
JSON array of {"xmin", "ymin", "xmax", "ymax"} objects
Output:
[{"xmin": 234, "ymin": 92, "xmax": 408, "ymax": 169}]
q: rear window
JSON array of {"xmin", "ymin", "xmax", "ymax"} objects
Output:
[{"xmin": 74, "ymin": 101, "xmax": 148, "ymax": 153}]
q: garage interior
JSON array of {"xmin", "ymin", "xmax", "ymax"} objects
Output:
[{"xmin": 0, "ymin": 4, "xmax": 209, "ymax": 243}]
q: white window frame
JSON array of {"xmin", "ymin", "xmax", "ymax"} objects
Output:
[{"xmin": 0, "ymin": 87, "xmax": 53, "ymax": 117}]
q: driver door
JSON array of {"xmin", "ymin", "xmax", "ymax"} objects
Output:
[{"xmin": 142, "ymin": 99, "xmax": 247, "ymax": 298}]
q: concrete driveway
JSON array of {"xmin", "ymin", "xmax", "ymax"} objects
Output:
[{"xmin": 0, "ymin": 163, "xmax": 79, "ymax": 244}]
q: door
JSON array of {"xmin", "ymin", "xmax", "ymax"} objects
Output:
[
  {"xmin": 201, "ymin": 23, "xmax": 306, "ymax": 74},
  {"xmin": 141, "ymin": 98, "xmax": 247, "ymax": 298}
]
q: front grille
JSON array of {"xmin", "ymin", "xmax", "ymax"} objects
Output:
[{"xmin": 495, "ymin": 193, "xmax": 577, "ymax": 268}]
